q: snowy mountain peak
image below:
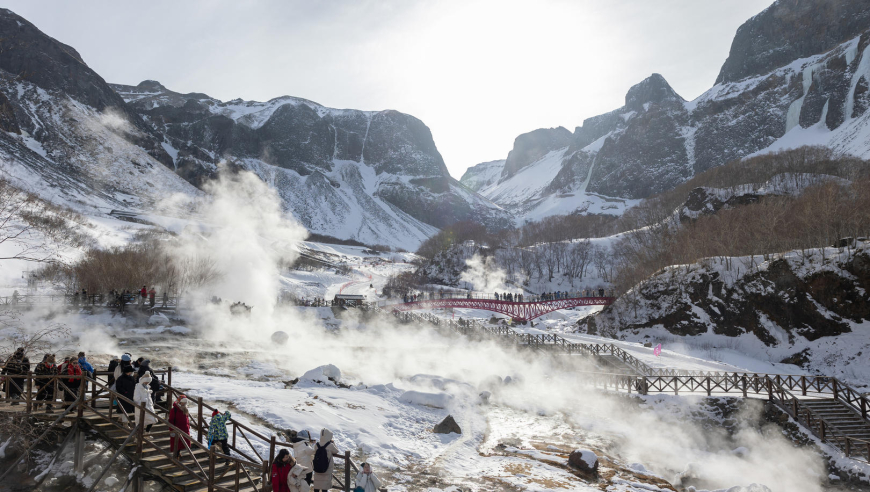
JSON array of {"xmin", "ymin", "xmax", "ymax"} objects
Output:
[
  {"xmin": 502, "ymin": 127, "xmax": 572, "ymax": 179},
  {"xmin": 624, "ymin": 73, "xmax": 684, "ymax": 111}
]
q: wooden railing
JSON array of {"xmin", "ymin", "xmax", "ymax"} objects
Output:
[{"xmin": 767, "ymin": 376, "xmax": 870, "ymax": 462}]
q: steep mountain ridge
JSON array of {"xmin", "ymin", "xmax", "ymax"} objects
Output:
[
  {"xmin": 0, "ymin": 8, "xmax": 509, "ymax": 249},
  {"xmin": 111, "ymin": 81, "xmax": 511, "ymax": 248},
  {"xmin": 464, "ymin": 0, "xmax": 870, "ymax": 223}
]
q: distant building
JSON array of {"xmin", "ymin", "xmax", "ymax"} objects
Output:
[{"xmin": 333, "ymin": 294, "xmax": 366, "ymax": 307}]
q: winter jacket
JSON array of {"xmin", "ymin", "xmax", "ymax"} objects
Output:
[
  {"xmin": 271, "ymin": 462, "xmax": 292, "ymax": 492},
  {"xmin": 78, "ymin": 357, "xmax": 94, "ymax": 375},
  {"xmin": 168, "ymin": 402, "xmax": 191, "ymax": 452},
  {"xmin": 133, "ymin": 383, "xmax": 157, "ymax": 427},
  {"xmin": 137, "ymin": 364, "xmax": 162, "ymax": 394},
  {"xmin": 64, "ymin": 363, "xmax": 83, "ymax": 383},
  {"xmin": 34, "ymin": 362, "xmax": 56, "ymax": 380},
  {"xmin": 311, "ymin": 429, "xmax": 339, "ymax": 491},
  {"xmin": 115, "ymin": 374, "xmax": 137, "ymax": 413},
  {"xmin": 208, "ymin": 411, "xmax": 231, "ymax": 446},
  {"xmin": 1, "ymin": 354, "xmax": 29, "ymax": 375},
  {"xmin": 107, "ymin": 359, "xmax": 119, "ymax": 386},
  {"xmin": 354, "ymin": 470, "xmax": 382, "ymax": 492},
  {"xmin": 292, "ymin": 441, "xmax": 315, "ymax": 470},
  {"xmin": 288, "ymin": 463, "xmax": 311, "ymax": 492}
]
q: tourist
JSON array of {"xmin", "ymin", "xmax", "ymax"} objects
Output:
[
  {"xmin": 62, "ymin": 357, "xmax": 83, "ymax": 403},
  {"xmin": 1, "ymin": 347, "xmax": 29, "ymax": 405},
  {"xmin": 311, "ymin": 428, "xmax": 340, "ymax": 492},
  {"xmin": 208, "ymin": 409, "xmax": 232, "ymax": 456},
  {"xmin": 149, "ymin": 287, "xmax": 157, "ymax": 307},
  {"xmin": 288, "ymin": 458, "xmax": 311, "ymax": 492},
  {"xmin": 115, "ymin": 365, "xmax": 137, "ymax": 425},
  {"xmin": 293, "ymin": 430, "xmax": 316, "ymax": 486},
  {"xmin": 78, "ymin": 351, "xmax": 94, "ymax": 392},
  {"xmin": 133, "ymin": 373, "xmax": 157, "ymax": 433},
  {"xmin": 34, "ymin": 354, "xmax": 57, "ymax": 412},
  {"xmin": 137, "ymin": 359, "xmax": 162, "ymax": 402},
  {"xmin": 168, "ymin": 395, "xmax": 191, "ymax": 458},
  {"xmin": 354, "ymin": 462, "xmax": 382, "ymax": 492},
  {"xmin": 271, "ymin": 449, "xmax": 295, "ymax": 492}
]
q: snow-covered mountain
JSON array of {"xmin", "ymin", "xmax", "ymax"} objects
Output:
[
  {"xmin": 109, "ymin": 81, "xmax": 511, "ymax": 250},
  {"xmin": 0, "ymin": 8, "xmax": 509, "ymax": 251},
  {"xmin": 463, "ymin": 0, "xmax": 870, "ymax": 223}
]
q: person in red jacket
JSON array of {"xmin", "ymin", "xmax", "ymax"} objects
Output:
[
  {"xmin": 271, "ymin": 449, "xmax": 294, "ymax": 492},
  {"xmin": 168, "ymin": 395, "xmax": 191, "ymax": 458},
  {"xmin": 63, "ymin": 357, "xmax": 83, "ymax": 403}
]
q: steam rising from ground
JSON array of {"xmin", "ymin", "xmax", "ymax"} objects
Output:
[
  {"xmin": 1, "ymin": 168, "xmax": 833, "ymax": 491},
  {"xmin": 459, "ymin": 253, "xmax": 518, "ymax": 294}
]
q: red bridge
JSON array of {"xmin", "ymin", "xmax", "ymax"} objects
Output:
[{"xmin": 387, "ymin": 296, "xmax": 614, "ymax": 321}]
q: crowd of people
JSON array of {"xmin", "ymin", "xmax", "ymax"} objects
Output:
[
  {"xmin": 270, "ymin": 428, "xmax": 382, "ymax": 492},
  {"xmin": 398, "ymin": 288, "xmax": 615, "ymax": 304},
  {"xmin": 1, "ymin": 348, "xmax": 96, "ymax": 412}
]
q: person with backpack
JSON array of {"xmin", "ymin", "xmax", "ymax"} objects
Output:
[
  {"xmin": 311, "ymin": 428, "xmax": 340, "ymax": 492},
  {"xmin": 208, "ymin": 409, "xmax": 232, "ymax": 457},
  {"xmin": 169, "ymin": 395, "xmax": 191, "ymax": 458},
  {"xmin": 293, "ymin": 430, "xmax": 316, "ymax": 486},
  {"xmin": 354, "ymin": 462, "xmax": 382, "ymax": 492},
  {"xmin": 62, "ymin": 357, "xmax": 83, "ymax": 403},
  {"xmin": 34, "ymin": 354, "xmax": 57, "ymax": 412}
]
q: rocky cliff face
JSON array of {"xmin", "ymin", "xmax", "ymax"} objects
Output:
[
  {"xmin": 578, "ymin": 248, "xmax": 870, "ymax": 346},
  {"xmin": 0, "ymin": 8, "xmax": 510, "ymax": 250},
  {"xmin": 111, "ymin": 81, "xmax": 512, "ymax": 247},
  {"xmin": 468, "ymin": 0, "xmax": 870, "ymax": 223}
]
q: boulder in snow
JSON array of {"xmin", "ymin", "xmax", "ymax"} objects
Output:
[
  {"xmin": 301, "ymin": 364, "xmax": 342, "ymax": 385},
  {"xmin": 568, "ymin": 449, "xmax": 598, "ymax": 476},
  {"xmin": 399, "ymin": 390, "xmax": 452, "ymax": 408},
  {"xmin": 433, "ymin": 415, "xmax": 462, "ymax": 434},
  {"xmin": 147, "ymin": 313, "xmax": 169, "ymax": 325},
  {"xmin": 271, "ymin": 331, "xmax": 289, "ymax": 345}
]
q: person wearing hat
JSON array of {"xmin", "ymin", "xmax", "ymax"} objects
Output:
[
  {"xmin": 115, "ymin": 364, "xmax": 137, "ymax": 423},
  {"xmin": 2, "ymin": 347, "xmax": 30, "ymax": 405},
  {"xmin": 169, "ymin": 394, "xmax": 191, "ymax": 458},
  {"xmin": 62, "ymin": 357, "xmax": 82, "ymax": 403},
  {"xmin": 208, "ymin": 408, "xmax": 232, "ymax": 457},
  {"xmin": 292, "ymin": 430, "xmax": 316, "ymax": 486},
  {"xmin": 133, "ymin": 372, "xmax": 157, "ymax": 433}
]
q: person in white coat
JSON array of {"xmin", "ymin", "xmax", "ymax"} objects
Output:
[
  {"xmin": 311, "ymin": 428, "xmax": 340, "ymax": 492},
  {"xmin": 288, "ymin": 462, "xmax": 311, "ymax": 492},
  {"xmin": 133, "ymin": 373, "xmax": 157, "ymax": 433},
  {"xmin": 293, "ymin": 430, "xmax": 316, "ymax": 486},
  {"xmin": 354, "ymin": 463, "xmax": 382, "ymax": 492}
]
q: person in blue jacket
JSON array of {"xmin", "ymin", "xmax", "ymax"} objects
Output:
[{"xmin": 78, "ymin": 351, "xmax": 95, "ymax": 392}]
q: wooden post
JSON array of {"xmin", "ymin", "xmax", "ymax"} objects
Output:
[
  {"xmin": 198, "ymin": 397, "xmax": 204, "ymax": 443},
  {"xmin": 26, "ymin": 371, "xmax": 33, "ymax": 414},
  {"xmin": 832, "ymin": 379, "xmax": 839, "ymax": 400},
  {"xmin": 235, "ymin": 461, "xmax": 240, "ymax": 491},
  {"xmin": 168, "ymin": 366, "xmax": 172, "ymax": 388},
  {"xmin": 262, "ymin": 460, "xmax": 269, "ymax": 489},
  {"xmin": 673, "ymin": 376, "xmax": 678, "ymax": 396},
  {"xmin": 74, "ymin": 428, "xmax": 85, "ymax": 478},
  {"xmin": 269, "ymin": 434, "xmax": 276, "ymax": 467},
  {"xmin": 862, "ymin": 396, "xmax": 867, "ymax": 420},
  {"xmin": 767, "ymin": 378, "xmax": 773, "ymax": 401},
  {"xmin": 136, "ymin": 403, "xmax": 146, "ymax": 461},
  {"xmin": 742, "ymin": 376, "xmax": 748, "ymax": 398},
  {"xmin": 845, "ymin": 437, "xmax": 851, "ymax": 457},
  {"xmin": 208, "ymin": 451, "xmax": 216, "ymax": 492},
  {"xmin": 819, "ymin": 420, "xmax": 826, "ymax": 441},
  {"xmin": 77, "ymin": 376, "xmax": 86, "ymax": 419},
  {"xmin": 344, "ymin": 451, "xmax": 351, "ymax": 492},
  {"xmin": 705, "ymin": 377, "xmax": 711, "ymax": 397},
  {"xmin": 792, "ymin": 399, "xmax": 798, "ymax": 418},
  {"xmin": 801, "ymin": 376, "xmax": 807, "ymax": 397}
]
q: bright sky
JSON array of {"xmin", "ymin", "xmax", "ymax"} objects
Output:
[{"xmin": 8, "ymin": 0, "xmax": 773, "ymax": 179}]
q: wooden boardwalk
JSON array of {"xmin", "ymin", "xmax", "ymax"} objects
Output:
[
  {"xmin": 363, "ymin": 303, "xmax": 870, "ymax": 463},
  {"xmin": 0, "ymin": 372, "xmax": 372, "ymax": 491}
]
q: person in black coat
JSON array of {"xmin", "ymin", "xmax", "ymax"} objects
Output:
[
  {"xmin": 2, "ymin": 347, "xmax": 30, "ymax": 405},
  {"xmin": 115, "ymin": 365, "xmax": 137, "ymax": 415}
]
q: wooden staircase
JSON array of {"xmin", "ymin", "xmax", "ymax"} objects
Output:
[{"xmin": 798, "ymin": 399, "xmax": 870, "ymax": 459}]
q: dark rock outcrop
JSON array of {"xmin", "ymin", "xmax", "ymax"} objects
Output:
[
  {"xmin": 502, "ymin": 127, "xmax": 572, "ymax": 178},
  {"xmin": 433, "ymin": 415, "xmax": 461, "ymax": 434},
  {"xmin": 716, "ymin": 0, "xmax": 870, "ymax": 84},
  {"xmin": 567, "ymin": 449, "xmax": 598, "ymax": 476}
]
